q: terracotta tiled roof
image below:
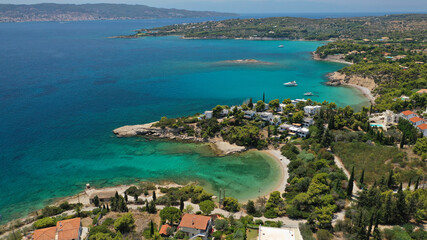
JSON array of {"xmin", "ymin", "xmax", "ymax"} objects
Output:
[
  {"xmin": 409, "ymin": 117, "xmax": 424, "ymax": 123},
  {"xmin": 56, "ymin": 218, "xmax": 81, "ymax": 240},
  {"xmin": 178, "ymin": 214, "xmax": 211, "ymax": 230},
  {"xmin": 417, "ymin": 89, "xmax": 427, "ymax": 94},
  {"xmin": 401, "ymin": 110, "xmax": 415, "ymax": 116},
  {"xmin": 418, "ymin": 123, "xmax": 427, "ymax": 130},
  {"xmin": 33, "ymin": 227, "xmax": 56, "ymax": 240},
  {"xmin": 159, "ymin": 224, "xmax": 171, "ymax": 235}
]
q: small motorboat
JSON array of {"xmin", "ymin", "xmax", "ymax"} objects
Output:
[
  {"xmin": 284, "ymin": 81, "xmax": 298, "ymax": 86},
  {"xmin": 278, "ymin": 45, "xmax": 284, "ymax": 48},
  {"xmin": 304, "ymin": 92, "xmax": 314, "ymax": 96}
]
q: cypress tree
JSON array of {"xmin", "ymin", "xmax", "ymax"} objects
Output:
[
  {"xmin": 134, "ymin": 193, "xmax": 138, "ymax": 202},
  {"xmin": 408, "ymin": 178, "xmax": 412, "ymax": 190},
  {"xmin": 124, "ymin": 192, "xmax": 128, "ymax": 203},
  {"xmin": 152, "ymin": 191, "xmax": 156, "ymax": 201},
  {"xmin": 387, "ymin": 170, "xmax": 395, "ymax": 189},
  {"xmin": 360, "ymin": 169, "xmax": 365, "ymax": 186},
  {"xmin": 366, "ymin": 212, "xmax": 375, "ymax": 240},
  {"xmin": 262, "ymin": 92, "xmax": 265, "ymax": 103},
  {"xmin": 180, "ymin": 198, "xmax": 184, "ymax": 212},
  {"xmin": 106, "ymin": 204, "xmax": 110, "ymax": 212},
  {"xmin": 400, "ymin": 132, "xmax": 406, "ymax": 148},
  {"xmin": 150, "ymin": 220, "xmax": 154, "ymax": 236},
  {"xmin": 372, "ymin": 218, "xmax": 381, "ymax": 240},
  {"xmin": 248, "ymin": 98, "xmax": 253, "ymax": 109},
  {"xmin": 347, "ymin": 166, "xmax": 355, "ymax": 198},
  {"xmin": 414, "ymin": 177, "xmax": 419, "ymax": 190},
  {"xmin": 146, "ymin": 200, "xmax": 149, "ymax": 212},
  {"xmin": 396, "ymin": 183, "xmax": 407, "ymax": 223}
]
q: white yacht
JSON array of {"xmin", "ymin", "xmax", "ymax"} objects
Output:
[
  {"xmin": 304, "ymin": 92, "xmax": 313, "ymax": 96},
  {"xmin": 284, "ymin": 81, "xmax": 298, "ymax": 86},
  {"xmin": 278, "ymin": 45, "xmax": 284, "ymax": 48}
]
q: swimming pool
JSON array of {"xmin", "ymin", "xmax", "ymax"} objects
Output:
[{"xmin": 370, "ymin": 123, "xmax": 384, "ymax": 128}]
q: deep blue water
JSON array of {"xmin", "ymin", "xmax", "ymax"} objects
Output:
[{"xmin": 0, "ymin": 16, "xmax": 369, "ymax": 223}]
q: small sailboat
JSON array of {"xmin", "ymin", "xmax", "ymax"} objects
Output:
[
  {"xmin": 284, "ymin": 81, "xmax": 298, "ymax": 86},
  {"xmin": 278, "ymin": 45, "xmax": 284, "ymax": 48},
  {"xmin": 304, "ymin": 92, "xmax": 313, "ymax": 96}
]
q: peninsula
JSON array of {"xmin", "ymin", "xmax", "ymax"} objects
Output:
[{"xmin": 0, "ymin": 3, "xmax": 237, "ymax": 22}]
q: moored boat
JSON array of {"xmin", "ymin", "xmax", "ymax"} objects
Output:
[
  {"xmin": 304, "ymin": 92, "xmax": 313, "ymax": 96},
  {"xmin": 278, "ymin": 45, "xmax": 284, "ymax": 48},
  {"xmin": 284, "ymin": 81, "xmax": 298, "ymax": 86}
]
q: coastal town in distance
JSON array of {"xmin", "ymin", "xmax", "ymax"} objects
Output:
[{"xmin": 0, "ymin": 1, "xmax": 426, "ymax": 240}]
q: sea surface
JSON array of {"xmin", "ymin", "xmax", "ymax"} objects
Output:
[{"xmin": 0, "ymin": 16, "xmax": 369, "ymax": 223}]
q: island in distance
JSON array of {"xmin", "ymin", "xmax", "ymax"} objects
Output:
[{"xmin": 0, "ymin": 3, "xmax": 237, "ymax": 22}]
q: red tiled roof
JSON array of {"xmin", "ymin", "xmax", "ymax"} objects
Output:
[
  {"xmin": 159, "ymin": 224, "xmax": 171, "ymax": 236},
  {"xmin": 418, "ymin": 123, "xmax": 427, "ymax": 130},
  {"xmin": 409, "ymin": 117, "xmax": 424, "ymax": 123},
  {"xmin": 401, "ymin": 110, "xmax": 415, "ymax": 116},
  {"xmin": 33, "ymin": 227, "xmax": 56, "ymax": 240},
  {"xmin": 56, "ymin": 218, "xmax": 81, "ymax": 240},
  {"xmin": 178, "ymin": 214, "xmax": 211, "ymax": 230},
  {"xmin": 417, "ymin": 89, "xmax": 427, "ymax": 94}
]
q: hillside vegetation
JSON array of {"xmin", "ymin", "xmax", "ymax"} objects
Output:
[
  {"xmin": 0, "ymin": 3, "xmax": 236, "ymax": 22},
  {"xmin": 132, "ymin": 14, "xmax": 427, "ymax": 40}
]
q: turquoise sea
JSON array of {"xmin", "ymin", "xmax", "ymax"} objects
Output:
[{"xmin": 0, "ymin": 17, "xmax": 369, "ymax": 223}]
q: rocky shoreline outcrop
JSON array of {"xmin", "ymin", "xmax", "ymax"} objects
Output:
[
  {"xmin": 326, "ymin": 72, "xmax": 377, "ymax": 103},
  {"xmin": 113, "ymin": 122, "xmax": 246, "ymax": 155}
]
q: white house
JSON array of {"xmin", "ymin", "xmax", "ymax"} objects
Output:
[
  {"xmin": 259, "ymin": 112, "xmax": 273, "ymax": 122},
  {"xmin": 279, "ymin": 124, "xmax": 292, "ymax": 132},
  {"xmin": 277, "ymin": 103, "xmax": 287, "ymax": 112},
  {"xmin": 291, "ymin": 99, "xmax": 307, "ymax": 106},
  {"xmin": 270, "ymin": 115, "xmax": 282, "ymax": 125},
  {"xmin": 220, "ymin": 108, "xmax": 229, "ymax": 117},
  {"xmin": 302, "ymin": 117, "xmax": 314, "ymax": 127},
  {"xmin": 297, "ymin": 128, "xmax": 310, "ymax": 138},
  {"xmin": 244, "ymin": 110, "xmax": 256, "ymax": 119},
  {"xmin": 417, "ymin": 123, "xmax": 427, "ymax": 137},
  {"xmin": 204, "ymin": 111, "xmax": 213, "ymax": 119},
  {"xmin": 400, "ymin": 110, "xmax": 417, "ymax": 120},
  {"xmin": 304, "ymin": 105, "xmax": 321, "ymax": 115},
  {"xmin": 178, "ymin": 214, "xmax": 212, "ymax": 239}
]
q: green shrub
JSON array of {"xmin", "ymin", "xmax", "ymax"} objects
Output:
[
  {"xmin": 33, "ymin": 217, "xmax": 56, "ymax": 229},
  {"xmin": 114, "ymin": 213, "xmax": 134, "ymax": 233}
]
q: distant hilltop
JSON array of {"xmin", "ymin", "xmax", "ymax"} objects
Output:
[{"xmin": 0, "ymin": 3, "xmax": 238, "ymax": 22}]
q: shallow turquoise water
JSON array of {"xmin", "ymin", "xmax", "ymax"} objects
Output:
[{"xmin": 0, "ymin": 19, "xmax": 368, "ymax": 223}]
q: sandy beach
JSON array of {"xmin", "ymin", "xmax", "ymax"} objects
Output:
[
  {"xmin": 263, "ymin": 150, "xmax": 290, "ymax": 193},
  {"xmin": 344, "ymin": 84, "xmax": 375, "ymax": 104}
]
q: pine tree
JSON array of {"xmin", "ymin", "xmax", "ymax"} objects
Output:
[
  {"xmin": 153, "ymin": 191, "xmax": 156, "ymax": 202},
  {"xmin": 360, "ymin": 169, "xmax": 365, "ymax": 186},
  {"xmin": 180, "ymin": 198, "xmax": 184, "ymax": 212},
  {"xmin": 347, "ymin": 166, "xmax": 355, "ymax": 198},
  {"xmin": 246, "ymin": 200, "xmax": 256, "ymax": 215}
]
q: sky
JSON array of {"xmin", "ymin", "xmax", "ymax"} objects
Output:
[{"xmin": 0, "ymin": 0, "xmax": 426, "ymax": 13}]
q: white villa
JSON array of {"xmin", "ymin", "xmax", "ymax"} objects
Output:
[
  {"xmin": 302, "ymin": 117, "xmax": 314, "ymax": 127},
  {"xmin": 244, "ymin": 110, "xmax": 256, "ymax": 119},
  {"xmin": 258, "ymin": 226, "xmax": 302, "ymax": 240},
  {"xmin": 291, "ymin": 99, "xmax": 307, "ymax": 106},
  {"xmin": 304, "ymin": 105, "xmax": 321, "ymax": 115},
  {"xmin": 204, "ymin": 111, "xmax": 213, "ymax": 119}
]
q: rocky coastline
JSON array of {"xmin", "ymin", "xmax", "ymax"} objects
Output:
[
  {"xmin": 312, "ymin": 52, "xmax": 353, "ymax": 65},
  {"xmin": 112, "ymin": 122, "xmax": 246, "ymax": 155},
  {"xmin": 325, "ymin": 72, "xmax": 376, "ymax": 104}
]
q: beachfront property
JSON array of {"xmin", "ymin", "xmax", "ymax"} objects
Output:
[
  {"xmin": 178, "ymin": 214, "xmax": 212, "ymax": 239},
  {"xmin": 32, "ymin": 218, "xmax": 87, "ymax": 240},
  {"xmin": 89, "ymin": 191, "xmax": 116, "ymax": 204},
  {"xmin": 304, "ymin": 105, "xmax": 321, "ymax": 115},
  {"xmin": 204, "ymin": 111, "xmax": 213, "ymax": 119},
  {"xmin": 258, "ymin": 226, "xmax": 302, "ymax": 240},
  {"xmin": 291, "ymin": 99, "xmax": 307, "ymax": 106}
]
